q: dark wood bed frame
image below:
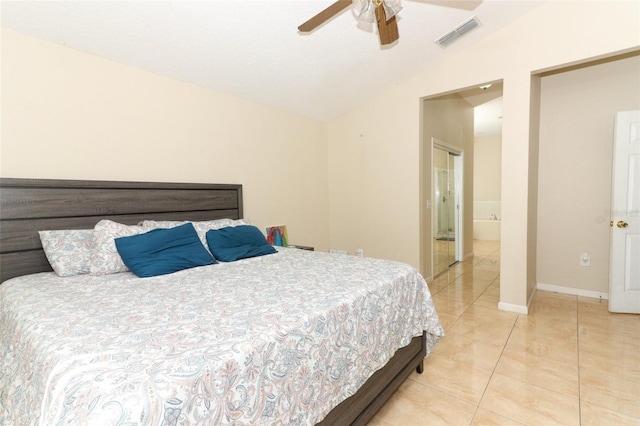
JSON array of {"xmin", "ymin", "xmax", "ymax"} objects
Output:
[{"xmin": 0, "ymin": 177, "xmax": 426, "ymax": 425}]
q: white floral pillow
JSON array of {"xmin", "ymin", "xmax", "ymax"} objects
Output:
[
  {"xmin": 90, "ymin": 220, "xmax": 146, "ymax": 275},
  {"xmin": 39, "ymin": 229, "xmax": 94, "ymax": 276},
  {"xmin": 138, "ymin": 219, "xmax": 190, "ymax": 229},
  {"xmin": 140, "ymin": 218, "xmax": 250, "ymax": 251}
]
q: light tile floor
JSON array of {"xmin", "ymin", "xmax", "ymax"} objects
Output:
[{"xmin": 369, "ymin": 240, "xmax": 640, "ymax": 426}]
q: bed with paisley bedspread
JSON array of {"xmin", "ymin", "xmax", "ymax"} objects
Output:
[{"xmin": 0, "ymin": 178, "xmax": 444, "ymax": 425}]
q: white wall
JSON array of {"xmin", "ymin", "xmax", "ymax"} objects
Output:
[
  {"xmin": 537, "ymin": 54, "xmax": 640, "ymax": 294},
  {"xmin": 328, "ymin": 1, "xmax": 640, "ymax": 311},
  {"xmin": 0, "ymin": 29, "xmax": 330, "ymax": 251}
]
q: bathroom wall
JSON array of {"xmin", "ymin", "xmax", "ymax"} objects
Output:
[
  {"xmin": 473, "ymin": 133, "xmax": 502, "ymax": 218},
  {"xmin": 473, "ymin": 133, "xmax": 502, "ymax": 241}
]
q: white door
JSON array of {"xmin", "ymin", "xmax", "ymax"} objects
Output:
[{"xmin": 609, "ymin": 111, "xmax": 640, "ymax": 313}]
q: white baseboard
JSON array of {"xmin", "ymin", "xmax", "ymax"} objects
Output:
[
  {"xmin": 536, "ymin": 282, "xmax": 608, "ymax": 300},
  {"xmin": 498, "ymin": 301, "xmax": 529, "ymax": 315}
]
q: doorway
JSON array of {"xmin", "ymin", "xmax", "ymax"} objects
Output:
[
  {"xmin": 433, "ymin": 140, "xmax": 462, "ymax": 277},
  {"xmin": 421, "ymin": 85, "xmax": 500, "ymax": 281}
]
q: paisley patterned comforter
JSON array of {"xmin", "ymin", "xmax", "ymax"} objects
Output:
[{"xmin": 0, "ymin": 248, "xmax": 443, "ymax": 425}]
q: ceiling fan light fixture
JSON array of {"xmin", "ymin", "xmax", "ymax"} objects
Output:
[
  {"xmin": 354, "ymin": 0, "xmax": 377, "ymax": 23},
  {"xmin": 298, "ymin": 0, "xmax": 401, "ymax": 46},
  {"xmin": 353, "ymin": 0, "xmax": 401, "ymax": 23},
  {"xmin": 382, "ymin": 0, "xmax": 402, "ymax": 22}
]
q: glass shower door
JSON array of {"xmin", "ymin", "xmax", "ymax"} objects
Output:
[{"xmin": 433, "ymin": 146, "xmax": 460, "ymax": 277}]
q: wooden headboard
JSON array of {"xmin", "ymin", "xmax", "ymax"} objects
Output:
[{"xmin": 0, "ymin": 178, "xmax": 243, "ymax": 283}]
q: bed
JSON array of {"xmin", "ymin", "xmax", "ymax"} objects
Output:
[{"xmin": 0, "ymin": 178, "xmax": 444, "ymax": 425}]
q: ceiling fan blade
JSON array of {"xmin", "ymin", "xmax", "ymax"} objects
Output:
[
  {"xmin": 375, "ymin": 4, "xmax": 399, "ymax": 45},
  {"xmin": 298, "ymin": 0, "xmax": 352, "ymax": 32}
]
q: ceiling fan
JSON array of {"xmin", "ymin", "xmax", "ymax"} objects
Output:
[{"xmin": 298, "ymin": 0, "xmax": 403, "ymax": 46}]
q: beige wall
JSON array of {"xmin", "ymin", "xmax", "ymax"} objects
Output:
[
  {"xmin": 537, "ymin": 54, "xmax": 640, "ymax": 294},
  {"xmin": 0, "ymin": 29, "xmax": 330, "ymax": 251},
  {"xmin": 473, "ymin": 134, "xmax": 502, "ymax": 203},
  {"xmin": 327, "ymin": 84, "xmax": 421, "ymax": 264},
  {"xmin": 328, "ymin": 1, "xmax": 640, "ymax": 312}
]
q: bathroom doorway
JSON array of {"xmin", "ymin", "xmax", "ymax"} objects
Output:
[{"xmin": 433, "ymin": 140, "xmax": 462, "ymax": 276}]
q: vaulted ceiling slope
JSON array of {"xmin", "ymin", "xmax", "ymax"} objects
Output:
[{"xmin": 1, "ymin": 1, "xmax": 544, "ymax": 122}]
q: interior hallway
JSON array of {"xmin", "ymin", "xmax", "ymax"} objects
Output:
[{"xmin": 369, "ymin": 240, "xmax": 640, "ymax": 425}]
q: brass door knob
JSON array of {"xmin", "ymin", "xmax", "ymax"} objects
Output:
[{"xmin": 616, "ymin": 220, "xmax": 629, "ymax": 228}]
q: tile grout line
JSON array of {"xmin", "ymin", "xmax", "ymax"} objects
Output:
[
  {"xmin": 467, "ymin": 304, "xmax": 520, "ymax": 425},
  {"xmin": 464, "ymin": 244, "xmax": 512, "ymax": 425},
  {"xmin": 422, "ymin": 242, "xmax": 504, "ymax": 425},
  {"xmin": 426, "ymin": 249, "xmax": 482, "ymax": 423},
  {"xmin": 439, "ymin": 263, "xmax": 495, "ymax": 330},
  {"xmin": 470, "ymin": 244, "xmax": 520, "ymax": 425}
]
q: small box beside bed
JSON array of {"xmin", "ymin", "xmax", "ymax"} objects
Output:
[{"xmin": 0, "ymin": 178, "xmax": 444, "ymax": 425}]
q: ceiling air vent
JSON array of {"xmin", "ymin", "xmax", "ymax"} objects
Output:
[{"xmin": 435, "ymin": 16, "xmax": 481, "ymax": 48}]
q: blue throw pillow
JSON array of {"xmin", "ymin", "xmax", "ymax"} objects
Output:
[
  {"xmin": 115, "ymin": 223, "xmax": 217, "ymax": 277},
  {"xmin": 206, "ymin": 225, "xmax": 276, "ymax": 262}
]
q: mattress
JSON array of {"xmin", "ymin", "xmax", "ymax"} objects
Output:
[{"xmin": 0, "ymin": 247, "xmax": 443, "ymax": 425}]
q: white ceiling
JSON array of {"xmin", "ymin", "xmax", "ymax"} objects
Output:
[{"xmin": 1, "ymin": 0, "xmax": 542, "ymax": 125}]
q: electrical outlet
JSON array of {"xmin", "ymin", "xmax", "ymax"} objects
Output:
[
  {"xmin": 356, "ymin": 248, "xmax": 364, "ymax": 257},
  {"xmin": 580, "ymin": 252, "xmax": 591, "ymax": 267}
]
